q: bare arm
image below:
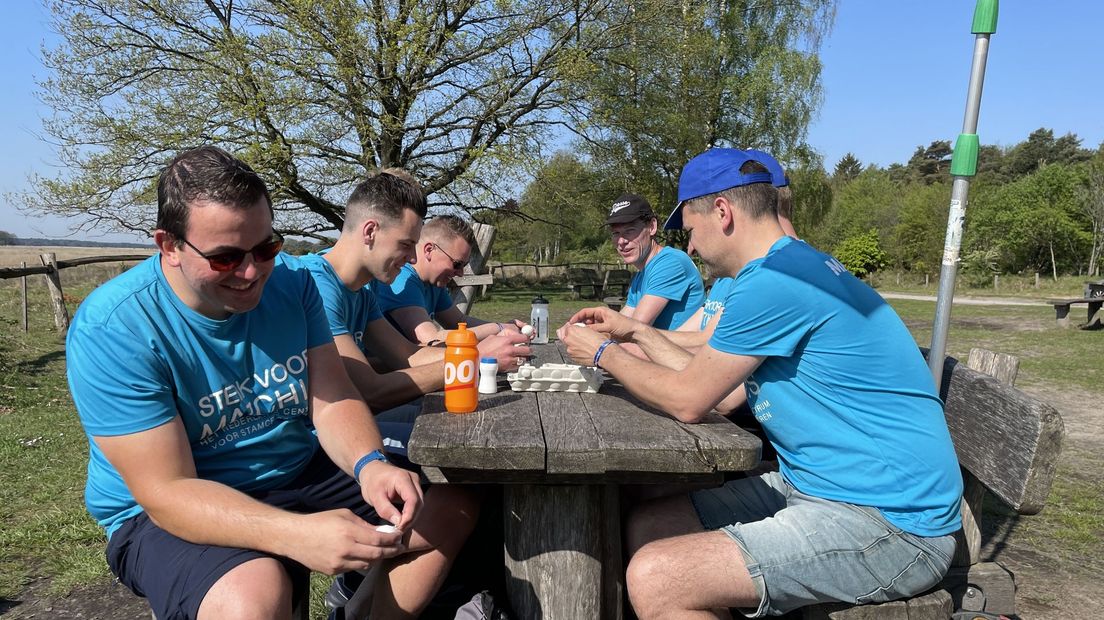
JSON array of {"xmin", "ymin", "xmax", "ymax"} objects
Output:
[
  {"xmin": 625, "ymin": 293, "xmax": 671, "ymax": 327},
  {"xmin": 561, "ymin": 308, "xmax": 762, "ymax": 422},
  {"xmin": 305, "ymin": 341, "xmax": 423, "ymax": 530},
  {"xmin": 332, "ymin": 333, "xmax": 443, "ymax": 410},
  {"xmin": 565, "ymin": 327, "xmax": 761, "ymax": 422},
  {"xmin": 674, "ymin": 307, "xmax": 705, "ymax": 332},
  {"xmin": 363, "ymin": 316, "xmax": 533, "ymax": 373}
]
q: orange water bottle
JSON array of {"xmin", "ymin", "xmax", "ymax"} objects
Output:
[{"xmin": 444, "ymin": 323, "xmax": 479, "ymax": 413}]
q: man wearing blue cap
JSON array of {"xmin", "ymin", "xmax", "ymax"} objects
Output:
[{"xmin": 560, "ymin": 149, "xmax": 962, "ymax": 618}]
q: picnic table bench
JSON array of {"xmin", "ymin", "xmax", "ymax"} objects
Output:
[
  {"xmin": 566, "ymin": 267, "xmax": 605, "ymax": 300},
  {"xmin": 408, "ymin": 341, "xmax": 761, "ymax": 619},
  {"xmin": 1045, "ymin": 296, "xmax": 1103, "ymax": 328}
]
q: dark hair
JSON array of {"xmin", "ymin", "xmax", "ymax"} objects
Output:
[
  {"xmin": 156, "ymin": 146, "xmax": 273, "ymax": 239},
  {"xmin": 422, "ymin": 214, "xmax": 477, "ymax": 249},
  {"xmin": 343, "ymin": 170, "xmax": 428, "ymax": 232},
  {"xmin": 684, "ymin": 161, "xmax": 778, "ymax": 220}
]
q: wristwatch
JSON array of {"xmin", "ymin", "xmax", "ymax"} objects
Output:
[{"xmin": 353, "ymin": 449, "xmax": 390, "ymax": 483}]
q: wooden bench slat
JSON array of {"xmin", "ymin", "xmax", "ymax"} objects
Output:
[{"xmin": 934, "ymin": 355, "xmax": 1065, "ymax": 514}]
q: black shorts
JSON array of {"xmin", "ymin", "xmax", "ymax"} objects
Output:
[{"xmin": 106, "ymin": 449, "xmax": 382, "ymax": 620}]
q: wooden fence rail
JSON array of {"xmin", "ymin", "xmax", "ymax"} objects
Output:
[{"xmin": 2, "ymin": 253, "xmax": 153, "ymax": 334}]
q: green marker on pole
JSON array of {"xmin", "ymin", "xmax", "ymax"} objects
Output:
[{"xmin": 929, "ymin": 0, "xmax": 998, "ymax": 388}]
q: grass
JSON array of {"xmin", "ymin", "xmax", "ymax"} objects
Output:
[{"xmin": 1, "ymin": 268, "xmax": 1101, "ymax": 609}]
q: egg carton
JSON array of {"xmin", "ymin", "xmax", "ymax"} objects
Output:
[{"xmin": 507, "ymin": 362, "xmax": 604, "ymax": 393}]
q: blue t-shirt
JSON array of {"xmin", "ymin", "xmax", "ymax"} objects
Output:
[
  {"xmin": 708, "ymin": 237, "xmax": 963, "ymax": 537},
  {"xmin": 700, "ymin": 277, "xmax": 735, "ymax": 330},
  {"xmin": 625, "ymin": 246, "xmax": 705, "ymax": 330},
  {"xmin": 297, "ymin": 253, "xmax": 384, "ymax": 356},
  {"xmin": 66, "ymin": 253, "xmax": 333, "ymax": 537},
  {"xmin": 372, "ymin": 264, "xmax": 453, "ymax": 330}
]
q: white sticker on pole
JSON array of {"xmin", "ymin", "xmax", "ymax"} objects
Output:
[{"xmin": 941, "ymin": 199, "xmax": 966, "ymax": 266}]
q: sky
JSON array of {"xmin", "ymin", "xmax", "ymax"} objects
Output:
[{"xmin": 2, "ymin": 1, "xmax": 1102, "ymax": 242}]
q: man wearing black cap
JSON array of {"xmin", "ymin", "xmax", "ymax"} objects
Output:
[
  {"xmin": 606, "ymin": 193, "xmax": 704, "ymax": 330},
  {"xmin": 561, "ymin": 149, "xmax": 962, "ymax": 618}
]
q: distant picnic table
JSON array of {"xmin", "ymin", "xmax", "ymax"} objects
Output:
[{"xmin": 407, "ymin": 341, "xmax": 761, "ymax": 619}]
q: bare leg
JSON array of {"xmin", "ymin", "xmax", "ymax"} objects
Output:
[
  {"xmin": 625, "ymin": 495, "xmax": 758, "ymax": 619},
  {"xmin": 197, "ymin": 557, "xmax": 293, "ymax": 620},
  {"xmin": 369, "ymin": 485, "xmax": 481, "ymax": 619}
]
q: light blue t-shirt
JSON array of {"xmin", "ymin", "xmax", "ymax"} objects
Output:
[
  {"xmin": 66, "ymin": 253, "xmax": 333, "ymax": 537},
  {"xmin": 297, "ymin": 253, "xmax": 384, "ymax": 356},
  {"xmin": 625, "ymin": 246, "xmax": 705, "ymax": 330},
  {"xmin": 708, "ymin": 237, "xmax": 963, "ymax": 537},
  {"xmin": 700, "ymin": 277, "xmax": 736, "ymax": 330},
  {"xmin": 372, "ymin": 264, "xmax": 453, "ymax": 330}
]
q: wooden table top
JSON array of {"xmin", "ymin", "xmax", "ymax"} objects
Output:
[{"xmin": 408, "ymin": 342, "xmax": 761, "ymax": 484}]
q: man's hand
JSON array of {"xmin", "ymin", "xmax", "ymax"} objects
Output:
[
  {"xmin": 478, "ymin": 330, "xmax": 532, "ymax": 372},
  {"xmin": 357, "ymin": 460, "xmax": 423, "ymax": 532},
  {"xmin": 289, "ymin": 508, "xmax": 407, "ymax": 575},
  {"xmin": 503, "ymin": 318, "xmax": 530, "ymax": 333},
  {"xmin": 567, "ymin": 306, "xmax": 642, "ymax": 342},
  {"xmin": 556, "ymin": 322, "xmax": 611, "ymax": 367}
]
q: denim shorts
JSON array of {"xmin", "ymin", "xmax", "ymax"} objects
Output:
[{"xmin": 690, "ymin": 471, "xmax": 955, "ymax": 617}]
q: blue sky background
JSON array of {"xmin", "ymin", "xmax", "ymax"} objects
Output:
[{"xmin": 2, "ymin": 1, "xmax": 1102, "ymax": 242}]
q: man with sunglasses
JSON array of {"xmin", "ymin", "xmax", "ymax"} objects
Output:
[
  {"xmin": 374, "ymin": 214, "xmax": 531, "ymax": 345},
  {"xmin": 607, "ymin": 193, "xmax": 705, "ymax": 330},
  {"xmin": 66, "ymin": 146, "xmax": 447, "ymax": 620}
]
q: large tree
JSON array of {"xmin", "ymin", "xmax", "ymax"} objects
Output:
[
  {"xmin": 25, "ymin": 0, "xmax": 625, "ymax": 239},
  {"xmin": 565, "ymin": 0, "xmax": 836, "ymax": 216}
]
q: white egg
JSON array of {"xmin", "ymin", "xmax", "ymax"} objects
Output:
[{"xmin": 521, "ymin": 325, "xmax": 534, "ymax": 336}]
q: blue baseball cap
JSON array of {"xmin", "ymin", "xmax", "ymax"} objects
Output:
[
  {"xmin": 663, "ymin": 148, "xmax": 773, "ymax": 230},
  {"xmin": 745, "ymin": 149, "xmax": 789, "ymax": 187}
]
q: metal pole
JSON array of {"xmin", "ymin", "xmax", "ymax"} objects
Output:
[{"xmin": 929, "ymin": 0, "xmax": 998, "ymax": 388}]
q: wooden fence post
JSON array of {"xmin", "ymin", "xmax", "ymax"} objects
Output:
[
  {"xmin": 20, "ymin": 261, "xmax": 29, "ymax": 332},
  {"xmin": 40, "ymin": 253, "xmax": 71, "ymax": 334}
]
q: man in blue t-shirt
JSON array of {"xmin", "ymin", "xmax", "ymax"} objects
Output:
[
  {"xmin": 560, "ymin": 148, "xmax": 962, "ymax": 618},
  {"xmin": 296, "ymin": 174, "xmax": 530, "ymax": 414},
  {"xmin": 373, "ymin": 214, "xmax": 530, "ymax": 345},
  {"xmin": 607, "ymin": 193, "xmax": 705, "ymax": 330},
  {"xmin": 66, "ymin": 147, "xmax": 455, "ymax": 620}
]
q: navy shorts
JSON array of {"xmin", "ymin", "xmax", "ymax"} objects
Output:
[{"xmin": 106, "ymin": 449, "xmax": 383, "ymax": 620}]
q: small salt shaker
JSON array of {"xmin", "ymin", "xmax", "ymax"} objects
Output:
[{"xmin": 478, "ymin": 357, "xmax": 499, "ymax": 394}]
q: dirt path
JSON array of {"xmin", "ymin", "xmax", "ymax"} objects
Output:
[{"xmin": 987, "ymin": 384, "xmax": 1104, "ymax": 618}]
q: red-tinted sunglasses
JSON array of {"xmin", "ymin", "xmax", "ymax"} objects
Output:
[{"xmin": 179, "ymin": 232, "xmax": 284, "ymax": 272}]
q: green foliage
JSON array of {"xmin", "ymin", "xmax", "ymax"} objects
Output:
[
  {"xmin": 0, "ymin": 230, "xmax": 15, "ymax": 245},
  {"xmin": 789, "ymin": 165, "xmax": 833, "ymax": 241},
  {"xmin": 832, "ymin": 229, "xmax": 887, "ymax": 278},
  {"xmin": 26, "ymin": 0, "xmax": 626, "ymax": 236},
  {"xmin": 832, "ymin": 153, "xmax": 861, "ymax": 183},
  {"xmin": 893, "ymin": 181, "xmax": 950, "ymax": 272},
  {"xmin": 902, "ymin": 140, "xmax": 952, "ymax": 185},
  {"xmin": 966, "ymin": 163, "xmax": 1089, "ymax": 276},
  {"xmin": 815, "ymin": 167, "xmax": 898, "ymax": 251},
  {"xmin": 566, "ymin": 0, "xmax": 836, "ymax": 218},
  {"xmin": 491, "ymin": 152, "xmax": 615, "ymax": 263}
]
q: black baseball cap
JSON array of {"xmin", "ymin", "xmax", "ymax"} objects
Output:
[{"xmin": 606, "ymin": 193, "xmax": 656, "ymax": 225}]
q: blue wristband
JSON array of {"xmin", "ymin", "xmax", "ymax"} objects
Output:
[
  {"xmin": 593, "ymin": 339, "xmax": 617, "ymax": 367},
  {"xmin": 353, "ymin": 450, "xmax": 389, "ymax": 483}
]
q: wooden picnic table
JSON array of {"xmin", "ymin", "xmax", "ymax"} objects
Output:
[{"xmin": 408, "ymin": 342, "xmax": 761, "ymax": 620}]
